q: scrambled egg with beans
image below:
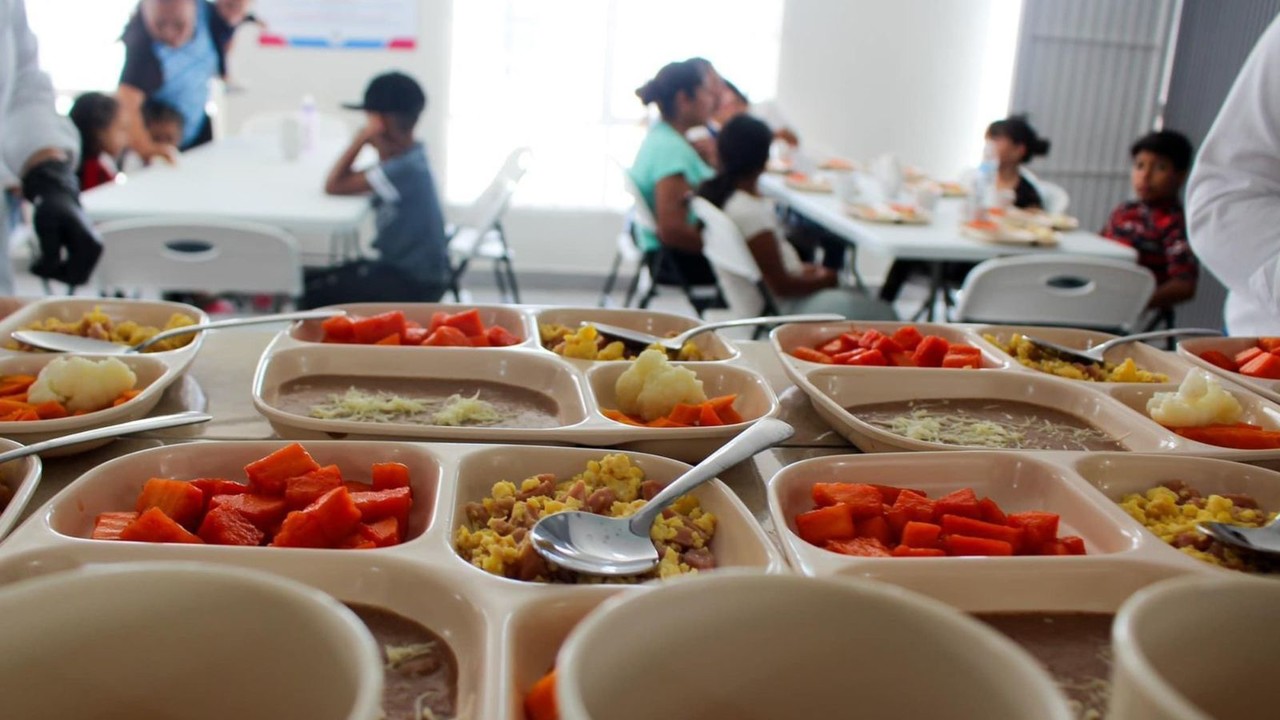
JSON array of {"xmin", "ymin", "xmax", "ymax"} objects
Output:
[
  {"xmin": 1119, "ymin": 481, "xmax": 1277, "ymax": 572},
  {"xmin": 12, "ymin": 306, "xmax": 196, "ymax": 353},
  {"xmin": 454, "ymin": 453, "xmax": 717, "ymax": 583},
  {"xmin": 985, "ymin": 333, "xmax": 1167, "ymax": 383},
  {"xmin": 539, "ymin": 323, "xmax": 704, "ymax": 361}
]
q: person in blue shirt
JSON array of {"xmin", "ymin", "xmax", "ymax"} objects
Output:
[{"xmin": 306, "ymin": 72, "xmax": 449, "ymax": 306}]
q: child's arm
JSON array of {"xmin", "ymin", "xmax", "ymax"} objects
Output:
[
  {"xmin": 1149, "ymin": 214, "xmax": 1198, "ymax": 310},
  {"xmin": 324, "ymin": 127, "xmax": 376, "ymax": 196},
  {"xmin": 746, "ymin": 230, "xmax": 836, "ymax": 298},
  {"xmin": 116, "ymin": 85, "xmax": 177, "ymax": 165}
]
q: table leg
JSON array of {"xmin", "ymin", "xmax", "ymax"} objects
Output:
[{"xmin": 910, "ymin": 262, "xmax": 945, "ymax": 322}]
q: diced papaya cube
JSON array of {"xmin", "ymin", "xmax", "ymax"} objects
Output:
[
  {"xmin": 977, "ymin": 497, "xmax": 1007, "ymax": 525},
  {"xmin": 1006, "ymin": 511, "xmax": 1061, "ymax": 549},
  {"xmin": 198, "ymin": 505, "xmax": 265, "ymax": 546},
  {"xmin": 823, "ymin": 537, "xmax": 892, "ymax": 557},
  {"xmin": 208, "ymin": 493, "xmax": 288, "ymax": 532},
  {"xmin": 339, "ymin": 533, "xmax": 378, "ymax": 549},
  {"xmin": 941, "ymin": 515, "xmax": 1026, "ymax": 553},
  {"xmin": 273, "ymin": 487, "xmax": 363, "ymax": 548},
  {"xmin": 189, "ymin": 478, "xmax": 250, "ymax": 502},
  {"xmin": 350, "ymin": 487, "xmax": 412, "ymax": 527},
  {"xmin": 885, "ymin": 490, "xmax": 936, "ymax": 534},
  {"xmin": 375, "ymin": 333, "xmax": 401, "ymax": 345},
  {"xmin": 868, "ymin": 484, "xmax": 926, "ymax": 505},
  {"xmin": 91, "ymin": 511, "xmax": 139, "ymax": 540},
  {"xmin": 244, "ymin": 443, "xmax": 321, "ymax": 496},
  {"xmin": 371, "ymin": 462, "xmax": 410, "ymax": 491},
  {"xmin": 855, "ymin": 515, "xmax": 894, "ymax": 546},
  {"xmin": 119, "ymin": 507, "xmax": 204, "ymax": 544},
  {"xmin": 134, "ymin": 478, "xmax": 205, "ymax": 529},
  {"xmin": 1060, "ymin": 535, "xmax": 1087, "ymax": 555},
  {"xmin": 1198, "ymin": 350, "xmax": 1238, "ymax": 373},
  {"xmin": 1259, "ymin": 338, "xmax": 1280, "ymax": 353},
  {"xmin": 933, "ymin": 487, "xmax": 981, "ymax": 520},
  {"xmin": 487, "ymin": 325, "xmax": 521, "ymax": 347},
  {"xmin": 1235, "ymin": 346, "xmax": 1265, "ymax": 367},
  {"xmin": 810, "ymin": 483, "xmax": 884, "ymax": 518},
  {"xmin": 1240, "ymin": 351, "xmax": 1280, "ymax": 380},
  {"xmin": 33, "ymin": 401, "xmax": 68, "ymax": 419},
  {"xmin": 819, "ymin": 337, "xmax": 848, "ymax": 355},
  {"xmin": 911, "ymin": 335, "xmax": 950, "ymax": 367},
  {"xmin": 344, "ymin": 481, "xmax": 374, "ymax": 493},
  {"xmin": 351, "ymin": 311, "xmax": 408, "ymax": 344},
  {"xmin": 890, "ymin": 326, "xmax": 924, "ymax": 351},
  {"xmin": 423, "ymin": 326, "xmax": 471, "ymax": 347},
  {"xmin": 525, "ymin": 670, "xmax": 559, "ymax": 720},
  {"xmin": 403, "ymin": 326, "xmax": 429, "ymax": 345},
  {"xmin": 442, "ymin": 309, "xmax": 485, "ymax": 337},
  {"xmin": 357, "ymin": 517, "xmax": 403, "ymax": 547},
  {"xmin": 1039, "ymin": 540, "xmax": 1071, "ymax": 556},
  {"xmin": 942, "ymin": 534, "xmax": 1013, "ymax": 556},
  {"xmin": 321, "ymin": 315, "xmax": 355, "ymax": 343},
  {"xmin": 887, "ymin": 351, "xmax": 917, "ymax": 367},
  {"xmin": 870, "ymin": 336, "xmax": 904, "ymax": 356},
  {"xmin": 284, "ymin": 465, "xmax": 344, "ymax": 510},
  {"xmin": 794, "ymin": 504, "xmax": 856, "ymax": 546},
  {"xmin": 942, "ymin": 351, "xmax": 981, "ymax": 369},
  {"xmin": 891, "ymin": 545, "xmax": 947, "ymax": 557},
  {"xmin": 428, "ymin": 311, "xmax": 448, "ymax": 332},
  {"xmin": 857, "ymin": 329, "xmax": 888, "ymax": 349},
  {"xmin": 467, "ymin": 334, "xmax": 492, "ymax": 347},
  {"xmin": 790, "ymin": 347, "xmax": 833, "ymax": 364},
  {"xmin": 834, "ymin": 348, "xmax": 888, "ymax": 366},
  {"xmin": 900, "ymin": 521, "xmax": 942, "ymax": 549}
]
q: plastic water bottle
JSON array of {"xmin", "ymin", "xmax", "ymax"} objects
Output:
[
  {"xmin": 971, "ymin": 141, "xmax": 998, "ymax": 222},
  {"xmin": 300, "ymin": 95, "xmax": 318, "ymax": 155}
]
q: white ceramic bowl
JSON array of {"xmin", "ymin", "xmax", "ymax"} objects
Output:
[
  {"xmin": 0, "ymin": 561, "xmax": 383, "ymax": 720},
  {"xmin": 555, "ymin": 571, "xmax": 1074, "ymax": 720},
  {"xmin": 1111, "ymin": 575, "xmax": 1280, "ymax": 719}
]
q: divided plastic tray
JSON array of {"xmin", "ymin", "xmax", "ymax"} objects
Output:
[
  {"xmin": 770, "ymin": 321, "xmax": 1280, "ymax": 461},
  {"xmin": 253, "ymin": 303, "xmax": 777, "ymax": 462},
  {"xmin": 1178, "ymin": 335, "xmax": 1280, "ymax": 404},
  {"xmin": 0, "ymin": 440, "xmax": 784, "ymax": 720}
]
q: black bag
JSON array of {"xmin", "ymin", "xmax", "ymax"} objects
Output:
[{"xmin": 302, "ymin": 260, "xmax": 446, "ymax": 308}]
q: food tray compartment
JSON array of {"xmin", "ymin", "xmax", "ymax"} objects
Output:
[
  {"xmin": 1070, "ymin": 453, "xmax": 1280, "ymax": 577},
  {"xmin": 42, "ymin": 441, "xmax": 442, "ymax": 548},
  {"xmin": 1178, "ymin": 336, "xmax": 1280, "ymax": 404},
  {"xmin": 289, "ymin": 302, "xmax": 537, "ymax": 348},
  {"xmin": 0, "ymin": 297, "xmax": 207, "ymax": 365},
  {"xmin": 0, "ymin": 440, "xmax": 40, "ymax": 541},
  {"xmin": 254, "ymin": 345, "xmax": 591, "ymax": 442},
  {"xmin": 534, "ymin": 307, "xmax": 738, "ymax": 362},
  {"xmin": 768, "ymin": 451, "xmax": 1149, "ymax": 577},
  {"xmin": 771, "ymin": 321, "xmax": 1008, "ymax": 370},
  {"xmin": 800, "ymin": 367, "xmax": 1179, "ymax": 453},
  {"xmin": 1104, "ymin": 381, "xmax": 1280, "ymax": 460},
  {"xmin": 974, "ymin": 324, "xmax": 1195, "ymax": 384}
]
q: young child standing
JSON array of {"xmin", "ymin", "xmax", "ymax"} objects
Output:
[
  {"xmin": 68, "ymin": 92, "xmax": 129, "ymax": 191},
  {"xmin": 1101, "ymin": 130, "xmax": 1198, "ymax": 311},
  {"xmin": 309, "ymin": 71, "xmax": 449, "ymax": 306}
]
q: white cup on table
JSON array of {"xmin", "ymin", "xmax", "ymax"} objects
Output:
[{"xmin": 281, "ymin": 115, "xmax": 304, "ymax": 161}]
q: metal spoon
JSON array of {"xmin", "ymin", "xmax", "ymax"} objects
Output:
[
  {"xmin": 530, "ymin": 418, "xmax": 794, "ymax": 576},
  {"xmin": 1199, "ymin": 515, "xmax": 1280, "ymax": 557},
  {"xmin": 1021, "ymin": 328, "xmax": 1222, "ymax": 366},
  {"xmin": 582, "ymin": 313, "xmax": 844, "ymax": 352},
  {"xmin": 12, "ymin": 309, "xmax": 344, "ymax": 354},
  {"xmin": 0, "ymin": 411, "xmax": 212, "ymax": 461}
]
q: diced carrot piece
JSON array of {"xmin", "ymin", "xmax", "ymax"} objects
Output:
[
  {"xmin": 374, "ymin": 333, "xmax": 401, "ymax": 345},
  {"xmin": 1173, "ymin": 424, "xmax": 1280, "ymax": 450},
  {"xmin": 244, "ymin": 443, "xmax": 321, "ymax": 496},
  {"xmin": 119, "ymin": 507, "xmax": 204, "ymax": 544},
  {"xmin": 791, "ymin": 347, "xmax": 833, "ymax": 364},
  {"xmin": 33, "ymin": 401, "xmax": 68, "ymax": 419},
  {"xmin": 350, "ymin": 487, "xmax": 413, "ymax": 527},
  {"xmin": 0, "ymin": 399, "xmax": 32, "ymax": 415},
  {"xmin": 442, "ymin": 309, "xmax": 485, "ymax": 337},
  {"xmin": 272, "ymin": 487, "xmax": 363, "ymax": 548},
  {"xmin": 900, "ymin": 521, "xmax": 942, "ymax": 549},
  {"xmin": 1240, "ymin": 352, "xmax": 1280, "ymax": 380},
  {"xmin": 371, "ymin": 462, "xmax": 410, "ymax": 491},
  {"xmin": 0, "ymin": 375, "xmax": 35, "ymax": 396},
  {"xmin": 912, "ymin": 335, "xmax": 950, "ymax": 367},
  {"xmin": 357, "ymin": 517, "xmax": 402, "ymax": 547},
  {"xmin": 487, "ymin": 325, "xmax": 521, "ymax": 347},
  {"xmin": 1258, "ymin": 338, "xmax": 1280, "ymax": 353},
  {"xmin": 795, "ymin": 504, "xmax": 856, "ymax": 545},
  {"xmin": 208, "ymin": 493, "xmax": 289, "ymax": 532},
  {"xmin": 707, "ymin": 395, "xmax": 742, "ymax": 424},
  {"xmin": 943, "ymin": 534, "xmax": 1014, "ymax": 556},
  {"xmin": 941, "ymin": 515, "xmax": 1026, "ymax": 554},
  {"xmin": 890, "ymin": 326, "xmax": 924, "ymax": 351},
  {"xmin": 647, "ymin": 417, "xmax": 688, "ymax": 428},
  {"xmin": 283, "ymin": 464, "xmax": 344, "ymax": 510},
  {"xmin": 198, "ymin": 505, "xmax": 265, "ymax": 546},
  {"xmin": 697, "ymin": 403, "xmax": 724, "ymax": 427},
  {"xmin": 91, "ymin": 511, "xmax": 139, "ymax": 540},
  {"xmin": 12, "ymin": 409, "xmax": 37, "ymax": 422},
  {"xmin": 321, "ymin": 314, "xmax": 355, "ymax": 343},
  {"xmin": 668, "ymin": 403, "xmax": 703, "ymax": 426},
  {"xmin": 423, "ymin": 326, "xmax": 471, "ymax": 347},
  {"xmin": 1198, "ymin": 350, "xmax": 1238, "ymax": 373},
  {"xmin": 824, "ymin": 537, "xmax": 892, "ymax": 556},
  {"xmin": 933, "ymin": 488, "xmax": 981, "ymax": 520},
  {"xmin": 602, "ymin": 408, "xmax": 644, "ymax": 426},
  {"xmin": 1060, "ymin": 536, "xmax": 1087, "ymax": 555},
  {"xmin": 525, "ymin": 670, "xmax": 559, "ymax": 720},
  {"xmin": 1235, "ymin": 346, "xmax": 1265, "ymax": 368},
  {"xmin": 891, "ymin": 546, "xmax": 947, "ymax": 557},
  {"xmin": 1006, "ymin": 511, "xmax": 1061, "ymax": 550},
  {"xmin": 111, "ymin": 389, "xmax": 143, "ymax": 407},
  {"xmin": 135, "ymin": 478, "xmax": 205, "ymax": 529},
  {"xmin": 810, "ymin": 483, "xmax": 884, "ymax": 518},
  {"xmin": 351, "ymin": 311, "xmax": 408, "ymax": 344},
  {"xmin": 856, "ymin": 515, "xmax": 895, "ymax": 546}
]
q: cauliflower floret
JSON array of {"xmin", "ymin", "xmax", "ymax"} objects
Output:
[
  {"xmin": 1147, "ymin": 369, "xmax": 1243, "ymax": 427},
  {"xmin": 27, "ymin": 357, "xmax": 136, "ymax": 412},
  {"xmin": 615, "ymin": 349, "xmax": 706, "ymax": 421}
]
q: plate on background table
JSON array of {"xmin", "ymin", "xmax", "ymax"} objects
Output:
[{"xmin": 847, "ymin": 202, "xmax": 931, "ymax": 225}]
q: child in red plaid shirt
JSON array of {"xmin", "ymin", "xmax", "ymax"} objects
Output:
[{"xmin": 1101, "ymin": 130, "xmax": 1198, "ymax": 311}]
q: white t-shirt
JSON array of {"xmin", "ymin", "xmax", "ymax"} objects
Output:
[{"xmin": 722, "ymin": 190, "xmax": 803, "ymax": 275}]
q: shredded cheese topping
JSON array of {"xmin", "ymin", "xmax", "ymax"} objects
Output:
[
  {"xmin": 862, "ymin": 402, "xmax": 1119, "ymax": 450},
  {"xmin": 309, "ymin": 388, "xmax": 502, "ymax": 426}
]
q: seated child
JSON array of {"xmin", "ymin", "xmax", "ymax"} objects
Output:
[
  {"xmin": 142, "ymin": 99, "xmax": 185, "ymax": 150},
  {"xmin": 308, "ymin": 71, "xmax": 449, "ymax": 306},
  {"xmin": 68, "ymin": 92, "xmax": 128, "ymax": 191},
  {"xmin": 1101, "ymin": 130, "xmax": 1198, "ymax": 311}
]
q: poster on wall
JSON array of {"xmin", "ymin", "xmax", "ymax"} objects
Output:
[{"xmin": 255, "ymin": 0, "xmax": 418, "ymax": 50}]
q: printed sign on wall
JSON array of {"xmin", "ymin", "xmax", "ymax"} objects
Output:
[{"xmin": 256, "ymin": 0, "xmax": 418, "ymax": 50}]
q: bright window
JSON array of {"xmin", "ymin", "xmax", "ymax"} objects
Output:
[
  {"xmin": 25, "ymin": 0, "xmax": 138, "ymax": 112},
  {"xmin": 447, "ymin": 0, "xmax": 785, "ymax": 209}
]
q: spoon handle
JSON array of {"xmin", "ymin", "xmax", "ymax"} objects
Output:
[
  {"xmin": 628, "ymin": 418, "xmax": 794, "ymax": 534},
  {"xmin": 133, "ymin": 310, "xmax": 344, "ymax": 352},
  {"xmin": 670, "ymin": 314, "xmax": 846, "ymax": 345},
  {"xmin": 1095, "ymin": 328, "xmax": 1222, "ymax": 352},
  {"xmin": 0, "ymin": 411, "xmax": 212, "ymax": 464}
]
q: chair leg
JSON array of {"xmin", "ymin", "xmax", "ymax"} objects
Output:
[
  {"xmin": 492, "ymin": 259, "xmax": 507, "ymax": 301},
  {"xmin": 599, "ymin": 250, "xmax": 624, "ymax": 307},
  {"xmin": 450, "ymin": 258, "xmax": 469, "ymax": 302},
  {"xmin": 622, "ymin": 264, "xmax": 646, "ymax": 308},
  {"xmin": 502, "ymin": 256, "xmax": 520, "ymax": 304}
]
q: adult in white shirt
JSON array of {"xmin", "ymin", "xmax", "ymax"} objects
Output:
[
  {"xmin": 1187, "ymin": 15, "xmax": 1280, "ymax": 335},
  {"xmin": 1, "ymin": 0, "xmax": 103, "ymax": 290}
]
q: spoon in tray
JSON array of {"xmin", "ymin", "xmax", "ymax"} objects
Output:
[
  {"xmin": 1199, "ymin": 515, "xmax": 1280, "ymax": 557},
  {"xmin": 530, "ymin": 418, "xmax": 794, "ymax": 576},
  {"xmin": 1021, "ymin": 328, "xmax": 1222, "ymax": 366},
  {"xmin": 12, "ymin": 309, "xmax": 344, "ymax": 354},
  {"xmin": 582, "ymin": 313, "xmax": 844, "ymax": 353},
  {"xmin": 0, "ymin": 411, "xmax": 212, "ymax": 461}
]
